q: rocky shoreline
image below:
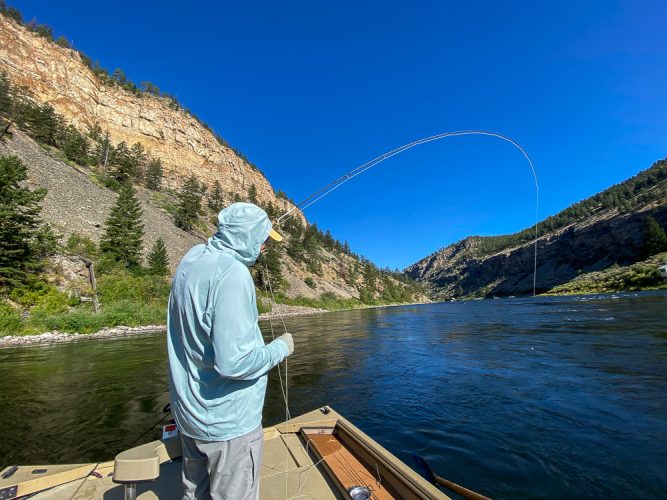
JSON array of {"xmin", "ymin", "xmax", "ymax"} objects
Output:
[{"xmin": 0, "ymin": 304, "xmax": 328, "ymax": 348}]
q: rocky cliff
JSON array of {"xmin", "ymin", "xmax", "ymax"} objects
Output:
[
  {"xmin": 0, "ymin": 129, "xmax": 365, "ymax": 300},
  {"xmin": 0, "ymin": 10, "xmax": 425, "ymax": 305},
  {"xmin": 407, "ymin": 162, "xmax": 667, "ymax": 298},
  {"xmin": 0, "ymin": 14, "xmax": 293, "ymax": 212}
]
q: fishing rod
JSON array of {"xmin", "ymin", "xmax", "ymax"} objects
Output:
[{"xmin": 275, "ymin": 130, "xmax": 540, "ymax": 296}]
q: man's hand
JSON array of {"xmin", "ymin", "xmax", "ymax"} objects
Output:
[{"xmin": 277, "ymin": 332, "xmax": 294, "ymax": 356}]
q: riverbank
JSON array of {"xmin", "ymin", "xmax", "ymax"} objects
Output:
[
  {"xmin": 0, "ymin": 303, "xmax": 327, "ymax": 348},
  {"xmin": 0, "ymin": 300, "xmax": 434, "ymax": 348}
]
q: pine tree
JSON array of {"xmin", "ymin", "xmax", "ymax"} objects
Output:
[
  {"xmin": 110, "ymin": 141, "xmax": 137, "ymax": 182},
  {"xmin": 257, "ymin": 243, "xmax": 283, "ymax": 291},
  {"xmin": 0, "ymin": 155, "xmax": 46, "ymax": 289},
  {"xmin": 175, "ymin": 175, "xmax": 205, "ymax": 230},
  {"xmin": 0, "ymin": 71, "xmax": 13, "ymax": 121},
  {"xmin": 61, "ymin": 125, "xmax": 89, "ymax": 165},
  {"xmin": 112, "ymin": 68, "xmax": 127, "ymax": 85},
  {"xmin": 130, "ymin": 142, "xmax": 146, "ymax": 181},
  {"xmin": 100, "ymin": 183, "xmax": 144, "ymax": 267},
  {"xmin": 643, "ymin": 216, "xmax": 667, "ymax": 257},
  {"xmin": 144, "ymin": 158, "xmax": 163, "ymax": 191},
  {"xmin": 247, "ymin": 184, "xmax": 258, "ymax": 204},
  {"xmin": 94, "ymin": 130, "xmax": 112, "ymax": 172},
  {"xmin": 147, "ymin": 238, "xmax": 170, "ymax": 276},
  {"xmin": 264, "ymin": 201, "xmax": 278, "ymax": 219},
  {"xmin": 285, "ymin": 219, "xmax": 305, "ymax": 261},
  {"xmin": 28, "ymin": 104, "xmax": 61, "ymax": 146},
  {"xmin": 208, "ymin": 180, "xmax": 225, "ymax": 212},
  {"xmin": 303, "ymin": 224, "xmax": 320, "ymax": 257},
  {"xmin": 360, "ymin": 261, "xmax": 378, "ymax": 303}
]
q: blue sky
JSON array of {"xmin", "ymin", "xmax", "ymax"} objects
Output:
[{"xmin": 11, "ymin": 1, "xmax": 667, "ymax": 269}]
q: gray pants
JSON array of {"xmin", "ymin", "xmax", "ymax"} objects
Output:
[{"xmin": 181, "ymin": 426, "xmax": 264, "ymax": 500}]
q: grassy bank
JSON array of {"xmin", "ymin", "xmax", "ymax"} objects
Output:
[
  {"xmin": 545, "ymin": 253, "xmax": 667, "ymax": 295},
  {"xmin": 0, "ymin": 266, "xmax": 418, "ymax": 336},
  {"xmin": 0, "ymin": 268, "xmax": 170, "ymax": 336}
]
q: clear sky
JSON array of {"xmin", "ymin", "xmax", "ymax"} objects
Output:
[{"xmin": 11, "ymin": 0, "xmax": 667, "ymax": 269}]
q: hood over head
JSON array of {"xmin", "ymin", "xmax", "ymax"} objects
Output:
[{"xmin": 209, "ymin": 203, "xmax": 272, "ymax": 267}]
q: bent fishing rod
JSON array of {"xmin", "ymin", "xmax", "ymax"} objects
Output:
[{"xmin": 275, "ymin": 130, "xmax": 540, "ymax": 296}]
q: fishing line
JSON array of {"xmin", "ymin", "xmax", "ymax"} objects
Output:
[
  {"xmin": 261, "ymin": 264, "xmax": 291, "ymax": 421},
  {"xmin": 260, "ymin": 262, "xmax": 291, "ymax": 498},
  {"xmin": 276, "ymin": 130, "xmax": 540, "ymax": 296}
]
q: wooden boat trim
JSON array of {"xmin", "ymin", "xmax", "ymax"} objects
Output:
[
  {"xmin": 335, "ymin": 416, "xmax": 446, "ymax": 499},
  {"xmin": 0, "ymin": 463, "xmax": 96, "ymax": 499}
]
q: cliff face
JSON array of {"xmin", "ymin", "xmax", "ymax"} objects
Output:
[
  {"xmin": 0, "ymin": 15, "xmax": 292, "ymax": 212},
  {"xmin": 407, "ymin": 199, "xmax": 667, "ymax": 298}
]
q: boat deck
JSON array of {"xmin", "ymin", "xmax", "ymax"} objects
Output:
[{"xmin": 1, "ymin": 407, "xmax": 447, "ymax": 499}]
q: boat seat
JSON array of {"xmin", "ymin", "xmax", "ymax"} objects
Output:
[{"xmin": 113, "ymin": 437, "xmax": 182, "ymax": 484}]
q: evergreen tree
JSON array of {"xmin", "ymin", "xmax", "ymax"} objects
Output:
[
  {"xmin": 247, "ymin": 184, "xmax": 258, "ymax": 204},
  {"xmin": 55, "ymin": 35, "xmax": 70, "ymax": 48},
  {"xmin": 6, "ymin": 7, "xmax": 22, "ymax": 22},
  {"xmin": 32, "ymin": 223, "xmax": 61, "ymax": 259},
  {"xmin": 175, "ymin": 175, "xmax": 206, "ymax": 230},
  {"xmin": 88, "ymin": 122, "xmax": 102, "ymax": 142},
  {"xmin": 643, "ymin": 216, "xmax": 667, "ymax": 257},
  {"xmin": 110, "ymin": 141, "xmax": 137, "ymax": 182},
  {"xmin": 303, "ymin": 223, "xmax": 320, "ymax": 257},
  {"xmin": 60, "ymin": 125, "xmax": 89, "ymax": 165},
  {"xmin": 263, "ymin": 201, "xmax": 278, "ymax": 219},
  {"xmin": 100, "ymin": 183, "xmax": 144, "ymax": 267},
  {"xmin": 93, "ymin": 130, "xmax": 112, "ymax": 171},
  {"xmin": 147, "ymin": 238, "xmax": 170, "ymax": 276},
  {"xmin": 130, "ymin": 142, "xmax": 146, "ymax": 181},
  {"xmin": 141, "ymin": 81, "xmax": 160, "ymax": 96},
  {"xmin": 257, "ymin": 243, "xmax": 283, "ymax": 291},
  {"xmin": 323, "ymin": 229, "xmax": 335, "ymax": 250},
  {"xmin": 208, "ymin": 180, "xmax": 225, "ymax": 212},
  {"xmin": 112, "ymin": 68, "xmax": 127, "ymax": 85},
  {"xmin": 0, "ymin": 155, "xmax": 46, "ymax": 289},
  {"xmin": 144, "ymin": 158, "xmax": 163, "ymax": 191},
  {"xmin": 0, "ymin": 71, "xmax": 13, "ymax": 121},
  {"xmin": 360, "ymin": 261, "xmax": 378, "ymax": 304},
  {"xmin": 286, "ymin": 221, "xmax": 305, "ymax": 261},
  {"xmin": 28, "ymin": 104, "xmax": 61, "ymax": 146}
]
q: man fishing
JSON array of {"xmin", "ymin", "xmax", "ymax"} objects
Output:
[{"xmin": 167, "ymin": 202, "xmax": 294, "ymax": 500}]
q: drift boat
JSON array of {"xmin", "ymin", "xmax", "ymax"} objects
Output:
[{"xmin": 0, "ymin": 406, "xmax": 462, "ymax": 499}]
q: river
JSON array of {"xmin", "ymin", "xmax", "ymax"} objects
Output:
[{"xmin": 1, "ymin": 291, "xmax": 666, "ymax": 498}]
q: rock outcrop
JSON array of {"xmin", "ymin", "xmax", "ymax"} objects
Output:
[
  {"xmin": 407, "ymin": 202, "xmax": 667, "ymax": 298},
  {"xmin": 0, "ymin": 14, "xmax": 296, "ymax": 214}
]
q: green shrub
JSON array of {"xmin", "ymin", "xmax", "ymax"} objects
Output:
[
  {"xmin": 9, "ymin": 281, "xmax": 77, "ymax": 312},
  {"xmin": 257, "ymin": 300, "xmax": 272, "ymax": 315},
  {"xmin": 97, "ymin": 270, "xmax": 170, "ymax": 304},
  {"xmin": 65, "ymin": 233, "xmax": 99, "ymax": 259},
  {"xmin": 304, "ymin": 277, "xmax": 316, "ymax": 289},
  {"xmin": 36, "ymin": 308, "xmax": 103, "ymax": 333},
  {"xmin": 0, "ymin": 302, "xmax": 22, "ymax": 336},
  {"xmin": 28, "ymin": 300, "xmax": 167, "ymax": 334}
]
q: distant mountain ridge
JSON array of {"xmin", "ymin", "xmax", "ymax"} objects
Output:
[{"xmin": 406, "ymin": 159, "xmax": 667, "ymax": 298}]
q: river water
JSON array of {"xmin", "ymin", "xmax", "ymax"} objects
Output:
[{"xmin": 1, "ymin": 291, "xmax": 665, "ymax": 498}]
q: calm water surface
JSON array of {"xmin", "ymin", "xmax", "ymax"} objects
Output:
[{"xmin": 1, "ymin": 291, "xmax": 666, "ymax": 499}]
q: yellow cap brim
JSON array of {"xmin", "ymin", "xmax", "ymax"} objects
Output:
[{"xmin": 268, "ymin": 229, "xmax": 283, "ymax": 242}]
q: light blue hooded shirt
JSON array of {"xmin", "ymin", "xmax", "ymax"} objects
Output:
[{"xmin": 167, "ymin": 203, "xmax": 289, "ymax": 441}]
